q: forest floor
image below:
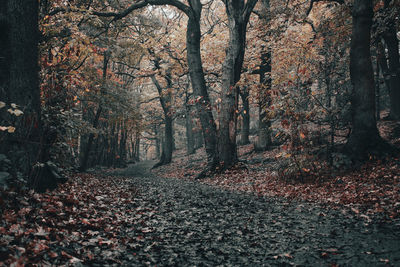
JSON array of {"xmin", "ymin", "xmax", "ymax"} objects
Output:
[
  {"xmin": 1, "ymin": 160, "xmax": 400, "ymax": 266},
  {"xmin": 1, "ymin": 120, "xmax": 400, "ymax": 266},
  {"xmin": 153, "ymin": 119, "xmax": 400, "ymax": 220}
]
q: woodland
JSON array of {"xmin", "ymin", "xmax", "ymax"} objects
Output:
[{"xmin": 1, "ymin": 0, "xmax": 400, "ymax": 265}]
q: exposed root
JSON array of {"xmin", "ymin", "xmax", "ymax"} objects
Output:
[{"xmin": 344, "ymin": 135, "xmax": 399, "ymax": 162}]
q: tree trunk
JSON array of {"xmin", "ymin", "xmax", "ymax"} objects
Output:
[
  {"xmin": 377, "ymin": 41, "xmax": 392, "ymax": 107},
  {"xmin": 79, "ymin": 51, "xmax": 109, "ymax": 171},
  {"xmin": 4, "ymin": 0, "xmax": 42, "ymax": 176},
  {"xmin": 164, "ymin": 116, "xmax": 173, "ymax": 163},
  {"xmin": 154, "ymin": 124, "xmax": 160, "ymax": 159},
  {"xmin": 255, "ymin": 0, "xmax": 272, "ymax": 151},
  {"xmin": 345, "ymin": 0, "xmax": 385, "ymax": 159},
  {"xmin": 134, "ymin": 133, "xmax": 140, "ymax": 161},
  {"xmin": 93, "ymin": 0, "xmax": 218, "ymax": 175},
  {"xmin": 151, "ymin": 74, "xmax": 173, "ymax": 166},
  {"xmin": 256, "ymin": 49, "xmax": 272, "ymax": 150},
  {"xmin": 218, "ymin": 0, "xmax": 257, "ymax": 169},
  {"xmin": 375, "ymin": 53, "xmax": 381, "ymax": 121},
  {"xmin": 186, "ymin": 5, "xmax": 219, "ymax": 172},
  {"xmin": 185, "ymin": 90, "xmax": 195, "ymax": 155},
  {"xmin": 0, "ymin": 2, "xmax": 8, "ymax": 102},
  {"xmin": 2, "ymin": 0, "xmax": 67, "ymax": 192},
  {"xmin": 194, "ymin": 128, "xmax": 203, "ymax": 149},
  {"xmin": 383, "ymin": 25, "xmax": 400, "ymax": 120},
  {"xmin": 239, "ymin": 88, "xmax": 250, "ymax": 145}
]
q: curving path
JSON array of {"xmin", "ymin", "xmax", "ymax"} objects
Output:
[{"xmin": 110, "ymin": 161, "xmax": 400, "ymax": 266}]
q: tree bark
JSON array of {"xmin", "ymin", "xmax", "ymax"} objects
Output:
[
  {"xmin": 186, "ymin": 4, "xmax": 219, "ymax": 173},
  {"xmin": 0, "ymin": 1, "xmax": 8, "ymax": 102},
  {"xmin": 256, "ymin": 49, "xmax": 272, "ymax": 151},
  {"xmin": 239, "ymin": 88, "xmax": 250, "ymax": 145},
  {"xmin": 185, "ymin": 88, "xmax": 195, "ymax": 155},
  {"xmin": 375, "ymin": 52, "xmax": 381, "ymax": 121},
  {"xmin": 377, "ymin": 41, "xmax": 392, "ymax": 105},
  {"xmin": 382, "ymin": 25, "xmax": 400, "ymax": 120},
  {"xmin": 134, "ymin": 133, "xmax": 140, "ymax": 161},
  {"xmin": 3, "ymin": 0, "xmax": 42, "ymax": 177},
  {"xmin": 154, "ymin": 124, "xmax": 160, "ymax": 159},
  {"xmin": 345, "ymin": 0, "xmax": 385, "ymax": 159},
  {"xmin": 79, "ymin": 51, "xmax": 109, "ymax": 171},
  {"xmin": 151, "ymin": 74, "xmax": 173, "ymax": 166},
  {"xmin": 255, "ymin": 0, "xmax": 272, "ymax": 151},
  {"xmin": 218, "ymin": 0, "xmax": 258, "ymax": 169}
]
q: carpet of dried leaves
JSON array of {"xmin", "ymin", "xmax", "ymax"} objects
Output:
[
  {"xmin": 0, "ymin": 174, "xmax": 148, "ymax": 266},
  {"xmin": 153, "ymin": 120, "xmax": 400, "ymax": 220}
]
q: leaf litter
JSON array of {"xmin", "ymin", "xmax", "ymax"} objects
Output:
[{"xmin": 1, "ymin": 160, "xmax": 400, "ymax": 265}]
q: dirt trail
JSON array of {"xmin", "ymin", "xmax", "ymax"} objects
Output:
[{"xmin": 108, "ymin": 161, "xmax": 400, "ymax": 266}]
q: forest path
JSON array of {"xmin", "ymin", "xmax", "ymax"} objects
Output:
[{"xmin": 110, "ymin": 162, "xmax": 400, "ymax": 266}]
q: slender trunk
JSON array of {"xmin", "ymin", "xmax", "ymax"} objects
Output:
[
  {"xmin": 151, "ymin": 74, "xmax": 173, "ymax": 165},
  {"xmin": 239, "ymin": 88, "xmax": 250, "ymax": 145},
  {"xmin": 377, "ymin": 41, "xmax": 392, "ymax": 105},
  {"xmin": 383, "ymin": 26, "xmax": 400, "ymax": 120},
  {"xmin": 79, "ymin": 51, "xmax": 109, "ymax": 171},
  {"xmin": 375, "ymin": 53, "xmax": 380, "ymax": 120},
  {"xmin": 164, "ymin": 116, "xmax": 173, "ymax": 163},
  {"xmin": 135, "ymin": 133, "xmax": 140, "ymax": 161},
  {"xmin": 185, "ymin": 91, "xmax": 195, "ymax": 155},
  {"xmin": 256, "ymin": 0, "xmax": 272, "ymax": 151},
  {"xmin": 154, "ymin": 124, "xmax": 160, "ymax": 159},
  {"xmin": 256, "ymin": 49, "xmax": 272, "ymax": 150},
  {"xmin": 346, "ymin": 0, "xmax": 384, "ymax": 159},
  {"xmin": 119, "ymin": 121, "xmax": 127, "ymax": 164}
]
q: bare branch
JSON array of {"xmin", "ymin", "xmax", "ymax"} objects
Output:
[
  {"xmin": 93, "ymin": 0, "xmax": 191, "ymax": 21},
  {"xmin": 306, "ymin": 0, "xmax": 344, "ymax": 16},
  {"xmin": 242, "ymin": 0, "xmax": 259, "ymax": 23}
]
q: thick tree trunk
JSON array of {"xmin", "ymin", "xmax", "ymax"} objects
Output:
[
  {"xmin": 5, "ymin": 0, "xmax": 42, "ymax": 176},
  {"xmin": 218, "ymin": 0, "xmax": 257, "ymax": 169},
  {"xmin": 194, "ymin": 129, "xmax": 203, "ymax": 149},
  {"xmin": 239, "ymin": 88, "xmax": 250, "ymax": 145},
  {"xmin": 2, "ymin": 0, "xmax": 66, "ymax": 192},
  {"xmin": 186, "ymin": 7, "xmax": 219, "ymax": 172},
  {"xmin": 219, "ymin": 5, "xmax": 244, "ymax": 168},
  {"xmin": 346, "ymin": 0, "xmax": 385, "ymax": 159},
  {"xmin": 0, "ymin": 2, "xmax": 8, "ymax": 102}
]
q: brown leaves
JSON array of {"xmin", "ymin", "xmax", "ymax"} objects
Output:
[
  {"xmin": 153, "ymin": 145, "xmax": 400, "ymax": 219},
  {"xmin": 0, "ymin": 173, "xmax": 140, "ymax": 265}
]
